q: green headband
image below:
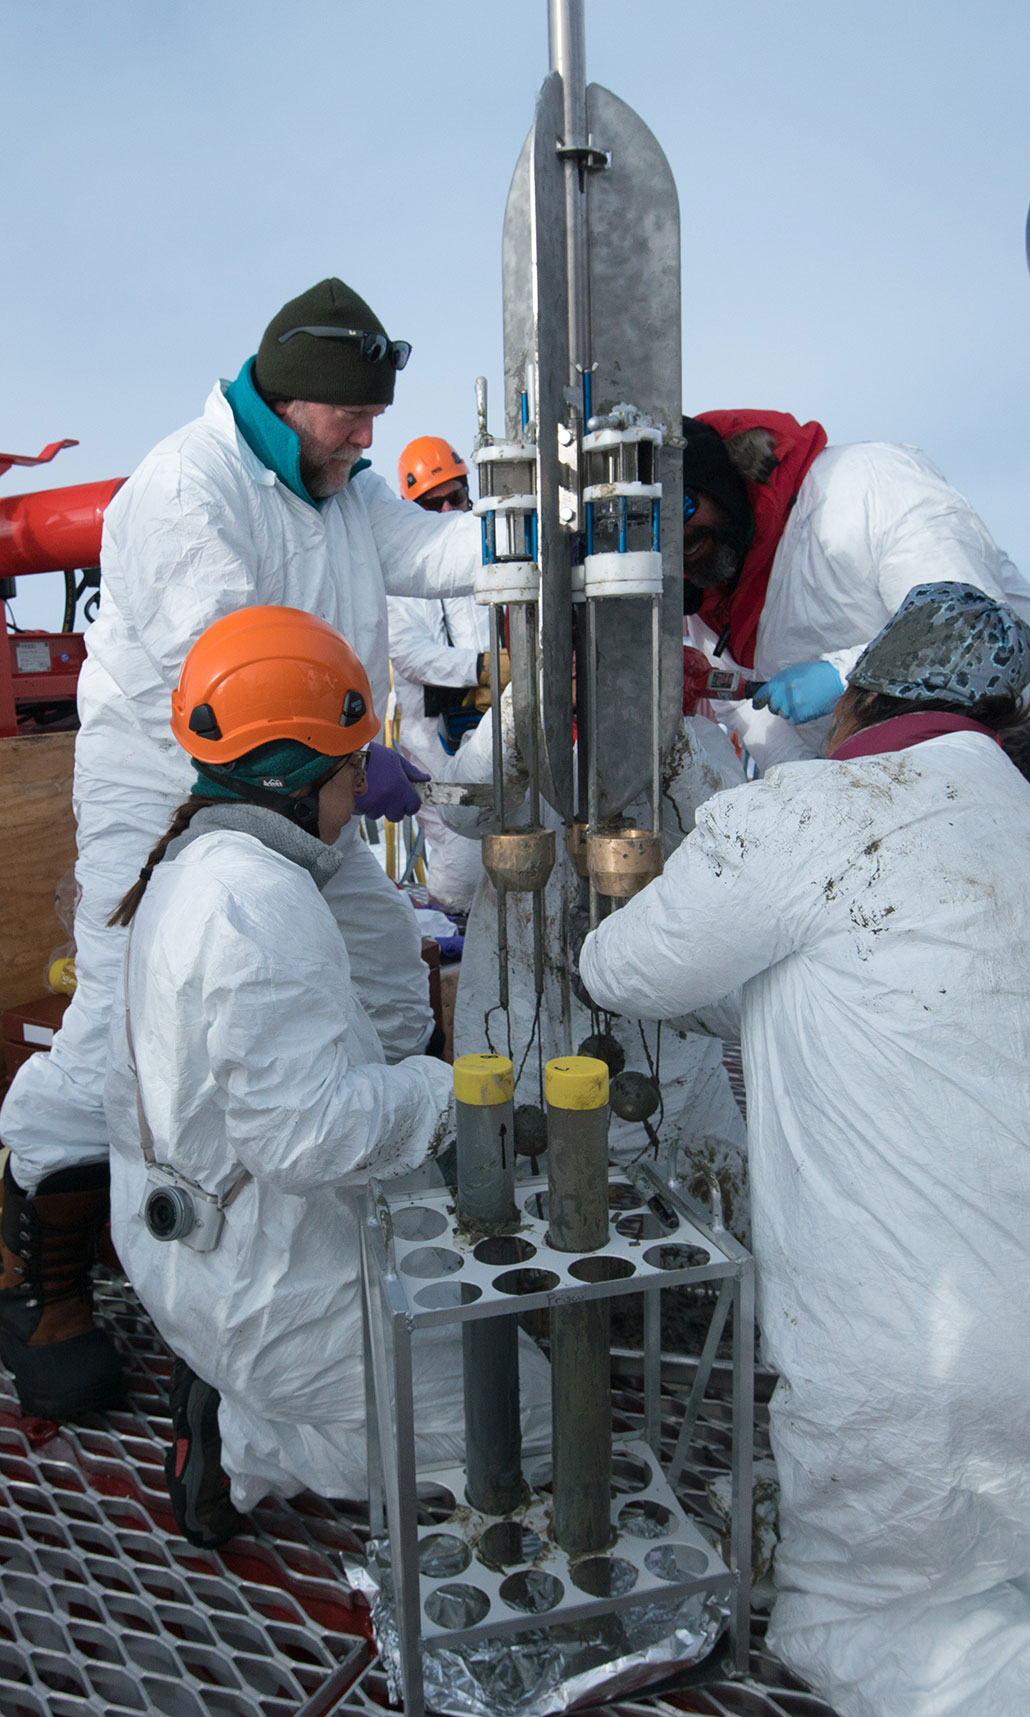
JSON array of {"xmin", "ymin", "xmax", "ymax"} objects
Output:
[{"xmin": 193, "ymin": 739, "xmax": 344, "ymax": 803}]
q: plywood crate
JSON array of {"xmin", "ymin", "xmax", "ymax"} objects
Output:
[{"xmin": 0, "ymin": 734, "xmax": 77, "ymax": 1019}]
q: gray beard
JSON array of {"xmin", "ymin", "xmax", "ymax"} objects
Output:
[{"xmin": 304, "ymin": 458, "xmax": 356, "ymax": 499}]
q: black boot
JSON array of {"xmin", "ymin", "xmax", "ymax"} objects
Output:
[
  {"xmin": 165, "ymin": 1358, "xmax": 246, "ymax": 1548},
  {"xmin": 0, "ymin": 1157, "xmax": 124, "ymax": 1418}
]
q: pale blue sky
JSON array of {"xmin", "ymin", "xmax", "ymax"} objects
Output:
[{"xmin": 3, "ymin": 0, "xmax": 1028, "ymax": 627}]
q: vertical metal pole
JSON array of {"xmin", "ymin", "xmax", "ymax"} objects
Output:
[
  {"xmin": 454, "ymin": 1056, "xmax": 524, "ymax": 1516},
  {"xmin": 548, "ymin": 0, "xmax": 591, "ymax": 382},
  {"xmin": 361, "ymin": 1212, "xmax": 425, "ymax": 1717},
  {"xmin": 650, "ymin": 592, "xmax": 662, "ymax": 833},
  {"xmin": 522, "ymin": 613, "xmax": 549, "ymax": 1002},
  {"xmin": 730, "ymin": 1257, "xmax": 756, "ymax": 1672},
  {"xmin": 489, "ymin": 606, "xmax": 510, "ymax": 1010},
  {"xmin": 490, "ymin": 605, "xmax": 507, "ymax": 832},
  {"xmin": 392, "ymin": 1304, "xmax": 424, "ymax": 1717},
  {"xmin": 546, "ymin": 1055, "xmax": 612, "ymax": 1556},
  {"xmin": 586, "ymin": 595, "xmax": 601, "ymax": 927},
  {"xmin": 643, "ymin": 1284, "xmax": 662, "ymax": 1453}
]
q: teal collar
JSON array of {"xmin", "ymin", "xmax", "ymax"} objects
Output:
[{"xmin": 225, "ymin": 358, "xmax": 370, "ymax": 508}]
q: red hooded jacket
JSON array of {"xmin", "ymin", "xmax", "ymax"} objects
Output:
[{"xmin": 693, "ymin": 410, "xmax": 827, "ymax": 669}]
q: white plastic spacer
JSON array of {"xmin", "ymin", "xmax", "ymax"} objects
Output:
[
  {"xmin": 583, "ymin": 550, "xmax": 663, "ymax": 598},
  {"xmin": 472, "ymin": 494, "xmax": 538, "ymax": 518},
  {"xmin": 475, "ymin": 561, "xmax": 540, "ymax": 604},
  {"xmin": 582, "ymin": 481, "xmax": 662, "ymax": 503},
  {"xmin": 471, "ymin": 442, "xmax": 539, "ymax": 466},
  {"xmin": 581, "ymin": 424, "xmax": 663, "ymax": 454}
]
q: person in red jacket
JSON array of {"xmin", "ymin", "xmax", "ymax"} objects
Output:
[{"xmin": 680, "ymin": 410, "xmax": 1030, "ymax": 769}]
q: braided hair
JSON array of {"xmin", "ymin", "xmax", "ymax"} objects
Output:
[{"xmin": 107, "ymin": 797, "xmax": 221, "ymax": 928}]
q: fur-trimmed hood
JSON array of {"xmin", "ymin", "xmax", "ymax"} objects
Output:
[{"xmin": 689, "ymin": 410, "xmax": 828, "ymax": 668}]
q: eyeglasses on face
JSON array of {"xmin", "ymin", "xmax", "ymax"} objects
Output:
[
  {"xmin": 276, "ymin": 325, "xmax": 411, "ymax": 370},
  {"xmin": 683, "ymin": 490, "xmax": 699, "ymax": 523},
  {"xmin": 419, "ymin": 482, "xmax": 470, "ymax": 513},
  {"xmin": 342, "ymin": 748, "xmax": 370, "ymax": 785}
]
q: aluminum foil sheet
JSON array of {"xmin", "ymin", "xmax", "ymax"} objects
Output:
[{"xmin": 347, "ymin": 1541, "xmax": 726, "ymax": 1717}]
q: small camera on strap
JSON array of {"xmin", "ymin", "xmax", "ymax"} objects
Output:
[{"xmin": 140, "ymin": 1163, "xmax": 225, "ymax": 1253}]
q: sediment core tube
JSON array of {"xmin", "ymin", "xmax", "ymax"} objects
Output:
[
  {"xmin": 546, "ymin": 1055, "xmax": 612, "ymax": 1555},
  {"xmin": 454, "ymin": 1054, "xmax": 523, "ymax": 1515}
]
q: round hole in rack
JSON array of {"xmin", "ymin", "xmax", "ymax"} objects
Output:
[
  {"xmin": 618, "ymin": 1499, "xmax": 675, "ymax": 1539},
  {"xmin": 499, "ymin": 1570, "xmax": 564, "ymax": 1614},
  {"xmin": 568, "ymin": 1255, "xmax": 635, "ymax": 1284},
  {"xmin": 523, "ymin": 1191, "xmax": 548, "ymax": 1221},
  {"xmin": 644, "ymin": 1542, "xmax": 710, "ymax": 1581},
  {"xmin": 608, "ymin": 1183, "xmax": 641, "ymax": 1211},
  {"xmin": 401, "ymin": 1246, "xmax": 464, "ymax": 1280},
  {"xmin": 570, "ymin": 1556, "xmax": 638, "ymax": 1599},
  {"xmin": 477, "ymin": 1520, "xmax": 545, "ymax": 1570},
  {"xmin": 473, "ymin": 1235, "xmax": 537, "ymax": 1267},
  {"xmin": 391, "ymin": 1205, "xmax": 449, "ymax": 1242},
  {"xmin": 416, "ymin": 1481, "xmax": 457, "ymax": 1523},
  {"xmin": 615, "ymin": 1208, "xmax": 676, "ymax": 1242},
  {"xmin": 524, "ymin": 1458, "xmax": 552, "ymax": 1496},
  {"xmin": 423, "ymin": 1583, "xmax": 491, "ymax": 1630},
  {"xmin": 414, "ymin": 1281, "xmax": 482, "ymax": 1310},
  {"xmin": 493, "ymin": 1267, "xmax": 560, "ymax": 1297},
  {"xmin": 418, "ymin": 1533, "xmax": 471, "ymax": 1579},
  {"xmin": 610, "ymin": 1454, "xmax": 652, "ymax": 1496},
  {"xmin": 642, "ymin": 1243, "xmax": 712, "ymax": 1271}
]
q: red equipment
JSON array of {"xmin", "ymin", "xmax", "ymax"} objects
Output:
[
  {"xmin": 0, "ymin": 439, "xmax": 79, "ymax": 480},
  {"xmin": 0, "ymin": 444, "xmax": 125, "ymax": 737},
  {"xmin": 0, "ymin": 478, "xmax": 124, "ymax": 580},
  {"xmin": 682, "ymin": 643, "xmax": 764, "ymax": 714}
]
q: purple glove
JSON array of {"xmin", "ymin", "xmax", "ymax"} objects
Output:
[{"xmin": 360, "ymin": 742, "xmax": 429, "ymax": 820}]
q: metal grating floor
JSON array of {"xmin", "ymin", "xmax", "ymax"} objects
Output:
[{"xmin": 0, "ymin": 1270, "xmax": 838, "ymax": 1717}]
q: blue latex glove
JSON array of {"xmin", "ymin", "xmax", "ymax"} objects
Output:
[
  {"xmin": 751, "ymin": 660, "xmax": 844, "ymax": 724},
  {"xmin": 360, "ymin": 743, "xmax": 429, "ymax": 820}
]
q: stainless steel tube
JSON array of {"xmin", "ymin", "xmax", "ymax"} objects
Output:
[
  {"xmin": 454, "ymin": 1054, "xmax": 517, "ymax": 1235},
  {"xmin": 548, "ymin": 0, "xmax": 591, "ymax": 380},
  {"xmin": 454, "ymin": 1055, "xmax": 523, "ymax": 1515},
  {"xmin": 546, "ymin": 1055, "xmax": 612, "ymax": 1555}
]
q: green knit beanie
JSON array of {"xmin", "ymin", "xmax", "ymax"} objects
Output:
[
  {"xmin": 193, "ymin": 739, "xmax": 344, "ymax": 803},
  {"xmin": 254, "ymin": 278, "xmax": 402, "ymax": 407}
]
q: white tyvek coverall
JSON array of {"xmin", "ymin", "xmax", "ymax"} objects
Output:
[
  {"xmin": 105, "ymin": 822, "xmax": 464, "ymax": 1510},
  {"xmin": 689, "ymin": 442, "xmax": 1030, "ymax": 769},
  {"xmin": 580, "ymin": 733, "xmax": 1030, "ymax": 1717},
  {"xmin": 439, "ymin": 701, "xmax": 749, "ymax": 1231},
  {"xmin": 387, "ymin": 593, "xmax": 489, "ymax": 912},
  {"xmin": 2, "ymin": 382, "xmax": 480, "ymax": 1189}
]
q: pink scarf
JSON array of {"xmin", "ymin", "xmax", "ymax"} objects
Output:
[{"xmin": 833, "ymin": 711, "xmax": 999, "ymax": 762}]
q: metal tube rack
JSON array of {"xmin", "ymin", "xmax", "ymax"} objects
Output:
[{"xmin": 361, "ymin": 1167, "xmax": 755, "ymax": 1717}]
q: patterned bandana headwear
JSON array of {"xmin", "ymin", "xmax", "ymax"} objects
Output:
[{"xmin": 850, "ymin": 582, "xmax": 1030, "ymax": 710}]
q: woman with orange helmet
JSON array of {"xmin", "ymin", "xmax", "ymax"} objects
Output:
[{"xmin": 103, "ymin": 606, "xmax": 467, "ymax": 1548}]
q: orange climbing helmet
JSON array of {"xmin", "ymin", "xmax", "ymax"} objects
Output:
[
  {"xmin": 170, "ymin": 605, "xmax": 379, "ymax": 765},
  {"xmin": 398, "ymin": 435, "xmax": 469, "ymax": 504}
]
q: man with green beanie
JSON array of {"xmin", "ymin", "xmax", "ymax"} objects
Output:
[{"xmin": 0, "ymin": 277, "xmax": 480, "ymax": 1423}]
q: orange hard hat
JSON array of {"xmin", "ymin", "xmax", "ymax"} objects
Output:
[
  {"xmin": 170, "ymin": 606, "xmax": 379, "ymax": 765},
  {"xmin": 398, "ymin": 435, "xmax": 469, "ymax": 504}
]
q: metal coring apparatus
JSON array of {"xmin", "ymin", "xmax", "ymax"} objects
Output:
[{"xmin": 360, "ymin": 3, "xmax": 756, "ymax": 1712}]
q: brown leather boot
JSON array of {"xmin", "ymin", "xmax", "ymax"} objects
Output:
[{"xmin": 0, "ymin": 1157, "xmax": 124, "ymax": 1419}]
